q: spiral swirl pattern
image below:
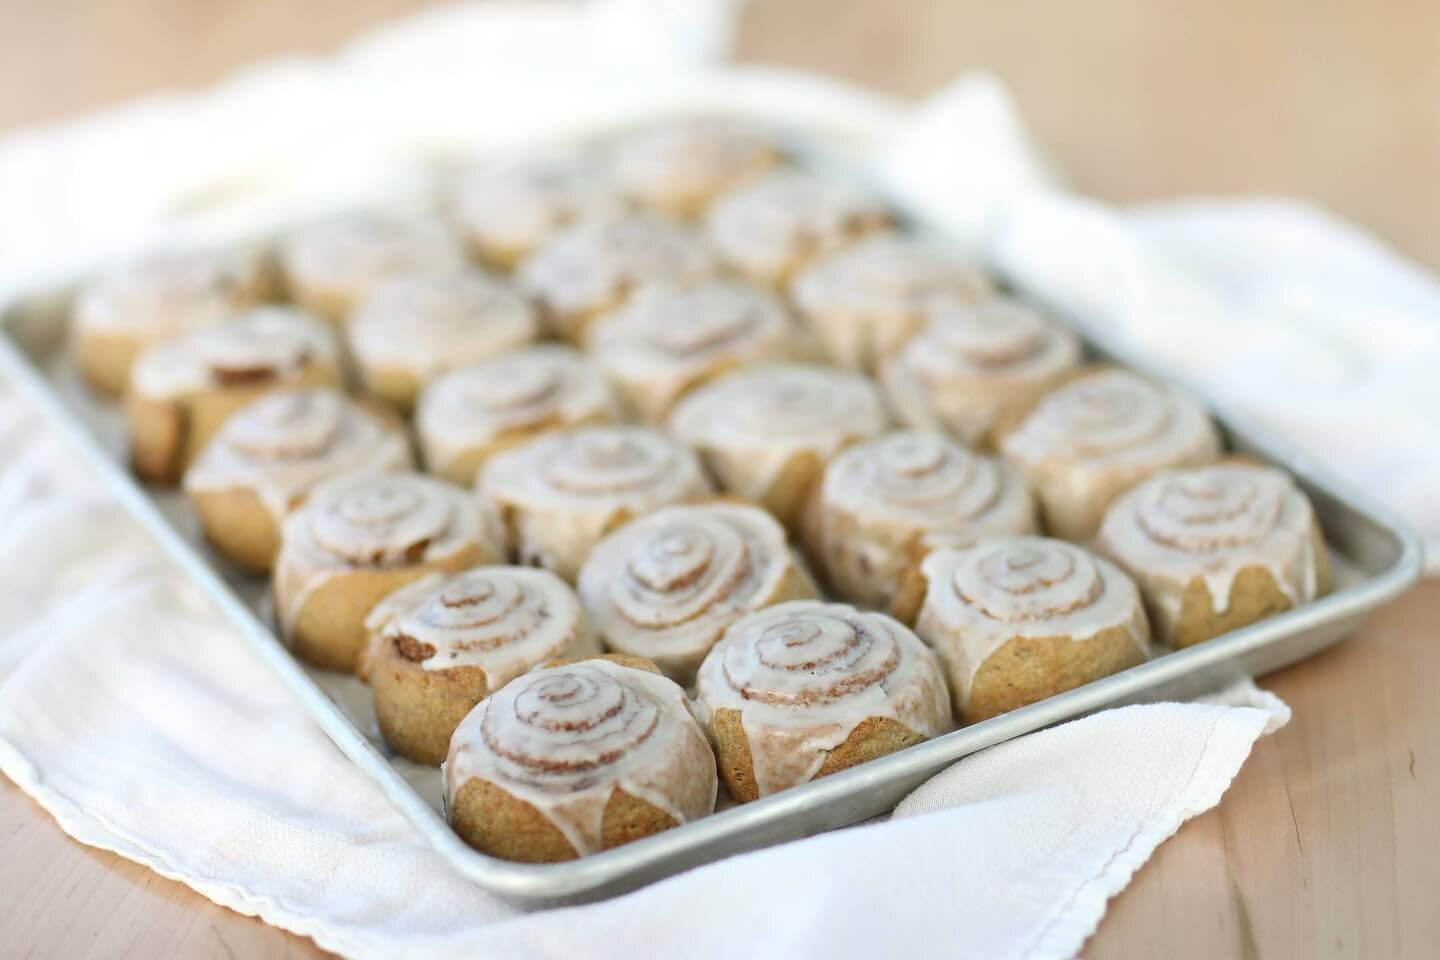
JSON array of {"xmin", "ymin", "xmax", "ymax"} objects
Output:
[
  {"xmin": 75, "ymin": 250, "xmax": 265, "ymax": 337},
  {"xmin": 948, "ymin": 537, "xmax": 1107, "ymax": 623},
  {"xmin": 1132, "ymin": 466, "xmax": 1287, "ymax": 552},
  {"xmin": 226, "ymin": 389, "xmax": 346, "ymax": 460},
  {"xmin": 296, "ymin": 473, "xmax": 483, "ymax": 568},
  {"xmin": 279, "ymin": 211, "xmax": 466, "ymax": 311},
  {"xmin": 608, "ymin": 118, "xmax": 777, "ymax": 214},
  {"xmin": 719, "ymin": 604, "xmax": 902, "ymax": 708},
  {"xmin": 671, "ymin": 363, "xmax": 887, "ymax": 448},
  {"xmin": 131, "ymin": 307, "xmax": 336, "ymax": 399},
  {"xmin": 456, "ymin": 162, "xmax": 623, "ymax": 264},
  {"xmin": 538, "ymin": 427, "xmax": 701, "ymax": 499}
]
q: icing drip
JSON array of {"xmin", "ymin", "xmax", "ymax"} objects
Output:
[
  {"xmin": 445, "ymin": 659, "xmax": 717, "ymax": 857},
  {"xmin": 73, "ymin": 250, "xmax": 263, "ymax": 338},
  {"xmin": 578, "ymin": 503, "xmax": 811, "ymax": 683},
  {"xmin": 1097, "ymin": 463, "xmax": 1323, "ymax": 625},
  {"xmin": 416, "ymin": 345, "xmax": 618, "ymax": 480},
  {"xmin": 588, "ymin": 281, "xmax": 796, "ymax": 419},
  {"xmin": 183, "ymin": 388, "xmax": 410, "ymax": 520},
  {"xmin": 916, "ymin": 536, "xmax": 1149, "ymax": 706},
  {"xmin": 130, "ymin": 307, "xmax": 336, "ymax": 399},
  {"xmin": 348, "ymin": 271, "xmax": 537, "ymax": 380},
  {"xmin": 790, "ymin": 235, "xmax": 994, "ymax": 369},
  {"xmin": 812, "ymin": 431, "xmax": 1036, "ymax": 608},
  {"xmin": 517, "ymin": 214, "xmax": 717, "ymax": 335},
  {"xmin": 705, "ymin": 170, "xmax": 892, "ymax": 282},
  {"xmin": 881, "ymin": 298, "xmax": 1082, "ymax": 444},
  {"xmin": 608, "ymin": 118, "xmax": 777, "ymax": 212},
  {"xmin": 695, "ymin": 601, "xmax": 951, "ymax": 797},
  {"xmin": 365, "ymin": 566, "xmax": 597, "ymax": 685},
  {"xmin": 456, "ymin": 162, "xmax": 623, "ymax": 261},
  {"xmin": 274, "ymin": 473, "xmax": 494, "ymax": 638},
  {"xmin": 667, "ymin": 363, "xmax": 889, "ymax": 506},
  {"xmin": 280, "ymin": 211, "xmax": 466, "ymax": 306}
]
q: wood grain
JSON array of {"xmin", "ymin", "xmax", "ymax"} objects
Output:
[{"xmin": 1, "ymin": 1, "xmax": 1437, "ymax": 957}]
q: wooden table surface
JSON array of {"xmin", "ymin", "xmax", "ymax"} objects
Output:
[{"xmin": 2, "ymin": 2, "xmax": 1437, "ymax": 957}]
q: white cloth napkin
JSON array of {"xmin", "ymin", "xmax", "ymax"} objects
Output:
[{"xmin": 0, "ymin": 1, "xmax": 1428, "ymax": 957}]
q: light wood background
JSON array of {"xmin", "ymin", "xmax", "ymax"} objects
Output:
[{"xmin": 2, "ymin": 2, "xmax": 1437, "ymax": 957}]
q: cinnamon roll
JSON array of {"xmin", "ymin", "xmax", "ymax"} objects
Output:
[
  {"xmin": 578, "ymin": 502, "xmax": 818, "ymax": 686},
  {"xmin": 71, "ymin": 249, "xmax": 273, "ymax": 395},
  {"xmin": 1096, "ymin": 463, "xmax": 1328, "ymax": 648},
  {"xmin": 607, "ymin": 118, "xmax": 778, "ymax": 218},
  {"xmin": 347, "ymin": 270, "xmax": 538, "ymax": 413},
  {"xmin": 806, "ymin": 431, "xmax": 1037, "ymax": 613},
  {"xmin": 517, "ymin": 213, "xmax": 717, "ymax": 341},
  {"xmin": 364, "ymin": 566, "xmax": 600, "ymax": 764},
  {"xmin": 454, "ymin": 160, "xmax": 624, "ymax": 269},
  {"xmin": 416, "ymin": 345, "xmax": 620, "ymax": 486},
  {"xmin": 588, "ymin": 280, "xmax": 797, "ymax": 421},
  {"xmin": 273, "ymin": 472, "xmax": 499, "ymax": 672},
  {"xmin": 478, "ymin": 426, "xmax": 712, "ymax": 583},
  {"xmin": 695, "ymin": 601, "xmax": 951, "ymax": 801},
  {"xmin": 125, "ymin": 307, "xmax": 341, "ymax": 485},
  {"xmin": 789, "ymin": 235, "xmax": 994, "ymax": 372},
  {"xmin": 278, "ymin": 211, "xmax": 468, "ymax": 324},
  {"xmin": 446, "ymin": 656, "xmax": 717, "ymax": 861},
  {"xmin": 996, "ymin": 368, "xmax": 1222, "ymax": 540},
  {"xmin": 916, "ymin": 536, "xmax": 1150, "ymax": 722},
  {"xmin": 666, "ymin": 363, "xmax": 889, "ymax": 529},
  {"xmin": 184, "ymin": 388, "xmax": 411, "ymax": 572},
  {"xmin": 880, "ymin": 297, "xmax": 1082, "ymax": 446},
  {"xmin": 705, "ymin": 170, "xmax": 892, "ymax": 285}
]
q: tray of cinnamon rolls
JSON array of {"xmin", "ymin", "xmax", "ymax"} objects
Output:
[{"xmin": 0, "ymin": 115, "xmax": 1419, "ymax": 905}]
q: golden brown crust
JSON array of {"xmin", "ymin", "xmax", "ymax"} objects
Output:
[
  {"xmin": 189, "ymin": 486, "xmax": 283, "ymax": 573},
  {"xmin": 358, "ymin": 365, "xmax": 424, "ymax": 416},
  {"xmin": 449, "ymin": 778, "xmax": 679, "ymax": 863},
  {"xmin": 964, "ymin": 623, "xmax": 1147, "ymax": 723},
  {"xmin": 369, "ymin": 638, "xmax": 492, "ymax": 765},
  {"xmin": 709, "ymin": 708, "xmax": 924, "ymax": 803},
  {"xmin": 762, "ymin": 449, "xmax": 825, "ymax": 532},
  {"xmin": 76, "ymin": 329, "xmax": 145, "ymax": 397},
  {"xmin": 544, "ymin": 652, "xmax": 663, "ymax": 674}
]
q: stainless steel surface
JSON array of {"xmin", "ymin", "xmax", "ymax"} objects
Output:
[{"xmin": 0, "ymin": 134, "xmax": 1421, "ymax": 906}]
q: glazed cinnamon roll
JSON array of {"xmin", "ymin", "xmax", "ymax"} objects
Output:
[
  {"xmin": 364, "ymin": 566, "xmax": 600, "ymax": 764},
  {"xmin": 455, "ymin": 160, "xmax": 624, "ymax": 268},
  {"xmin": 184, "ymin": 388, "xmax": 410, "ymax": 572},
  {"xmin": 607, "ymin": 117, "xmax": 778, "ymax": 218},
  {"xmin": 1096, "ymin": 463, "xmax": 1328, "ymax": 648},
  {"xmin": 916, "ymin": 536, "xmax": 1150, "ymax": 722},
  {"xmin": 415, "ymin": 345, "xmax": 620, "ymax": 486},
  {"xmin": 446, "ymin": 656, "xmax": 717, "ymax": 861},
  {"xmin": 789, "ymin": 235, "xmax": 994, "ymax": 372},
  {"xmin": 666, "ymin": 363, "xmax": 889, "ymax": 529},
  {"xmin": 578, "ymin": 502, "xmax": 818, "ymax": 686},
  {"xmin": 71, "ymin": 249, "xmax": 274, "ymax": 395},
  {"xmin": 278, "ymin": 211, "xmax": 468, "ymax": 324},
  {"xmin": 806, "ymin": 431, "xmax": 1037, "ymax": 613},
  {"xmin": 347, "ymin": 270, "xmax": 538, "ymax": 413},
  {"xmin": 695, "ymin": 601, "xmax": 951, "ymax": 801},
  {"xmin": 996, "ymin": 368, "xmax": 1222, "ymax": 540},
  {"xmin": 880, "ymin": 297, "xmax": 1082, "ymax": 446},
  {"xmin": 125, "ymin": 307, "xmax": 341, "ymax": 484},
  {"xmin": 517, "ymin": 213, "xmax": 718, "ymax": 341},
  {"xmin": 588, "ymin": 280, "xmax": 797, "ymax": 421},
  {"xmin": 273, "ymin": 472, "xmax": 499, "ymax": 672},
  {"xmin": 479, "ymin": 426, "xmax": 712, "ymax": 583},
  {"xmin": 705, "ymin": 170, "xmax": 892, "ymax": 285}
]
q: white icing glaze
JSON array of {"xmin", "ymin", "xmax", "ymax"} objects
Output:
[
  {"xmin": 129, "ymin": 307, "xmax": 337, "ymax": 400},
  {"xmin": 73, "ymin": 250, "xmax": 265, "ymax": 338},
  {"xmin": 916, "ymin": 536, "xmax": 1150, "ymax": 707},
  {"xmin": 588, "ymin": 280, "xmax": 796, "ymax": 420},
  {"xmin": 347, "ymin": 271, "xmax": 537, "ymax": 382},
  {"xmin": 667, "ymin": 363, "xmax": 889, "ymax": 512},
  {"xmin": 455, "ymin": 161, "xmax": 624, "ymax": 263},
  {"xmin": 183, "ymin": 388, "xmax": 411, "ymax": 520},
  {"xmin": 608, "ymin": 118, "xmax": 777, "ymax": 214},
  {"xmin": 444, "ymin": 658, "xmax": 717, "ymax": 857},
  {"xmin": 273, "ymin": 473, "xmax": 497, "ymax": 639},
  {"xmin": 279, "ymin": 211, "xmax": 467, "ymax": 310},
  {"xmin": 998, "ymin": 369, "xmax": 1222, "ymax": 540},
  {"xmin": 1096, "ymin": 463, "xmax": 1322, "ymax": 638},
  {"xmin": 517, "ymin": 214, "xmax": 717, "ymax": 337},
  {"xmin": 365, "ymin": 566, "xmax": 599, "ymax": 686},
  {"xmin": 880, "ymin": 298, "xmax": 1083, "ymax": 445},
  {"xmin": 416, "ymin": 345, "xmax": 619, "ymax": 482},
  {"xmin": 811, "ymin": 430, "xmax": 1038, "ymax": 609},
  {"xmin": 695, "ymin": 600, "xmax": 951, "ymax": 798},
  {"xmin": 479, "ymin": 426, "xmax": 713, "ymax": 582},
  {"xmin": 789, "ymin": 234, "xmax": 994, "ymax": 370},
  {"xmin": 705, "ymin": 170, "xmax": 892, "ymax": 283},
  {"xmin": 578, "ymin": 502, "xmax": 814, "ymax": 685}
]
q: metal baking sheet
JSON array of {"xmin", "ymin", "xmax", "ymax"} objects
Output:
[{"xmin": 0, "ymin": 128, "xmax": 1421, "ymax": 906}]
